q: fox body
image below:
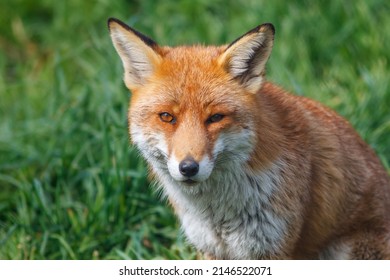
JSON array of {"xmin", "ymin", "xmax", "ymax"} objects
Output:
[{"xmin": 108, "ymin": 18, "xmax": 390, "ymax": 259}]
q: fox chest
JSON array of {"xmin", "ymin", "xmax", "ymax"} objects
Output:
[{"xmin": 179, "ymin": 201, "xmax": 287, "ymax": 259}]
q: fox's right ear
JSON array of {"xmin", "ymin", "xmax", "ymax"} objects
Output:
[{"xmin": 108, "ymin": 18, "xmax": 161, "ymax": 89}]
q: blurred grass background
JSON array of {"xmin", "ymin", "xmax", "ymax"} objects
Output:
[{"xmin": 0, "ymin": 0, "xmax": 389, "ymax": 259}]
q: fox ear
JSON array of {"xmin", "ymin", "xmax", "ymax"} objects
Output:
[
  {"xmin": 218, "ymin": 23, "xmax": 275, "ymax": 94},
  {"xmin": 108, "ymin": 18, "xmax": 161, "ymax": 89}
]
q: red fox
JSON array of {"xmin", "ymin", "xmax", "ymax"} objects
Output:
[{"xmin": 108, "ymin": 18, "xmax": 390, "ymax": 259}]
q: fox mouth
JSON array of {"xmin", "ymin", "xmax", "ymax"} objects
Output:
[{"xmin": 182, "ymin": 179, "xmax": 199, "ymax": 186}]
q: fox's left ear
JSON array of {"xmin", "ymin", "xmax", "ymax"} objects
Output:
[{"xmin": 218, "ymin": 23, "xmax": 275, "ymax": 94}]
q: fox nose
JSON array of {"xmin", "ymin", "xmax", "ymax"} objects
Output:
[{"xmin": 179, "ymin": 157, "xmax": 199, "ymax": 177}]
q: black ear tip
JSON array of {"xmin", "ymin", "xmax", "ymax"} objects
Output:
[
  {"xmin": 107, "ymin": 17, "xmax": 158, "ymax": 48},
  {"xmin": 108, "ymin": 17, "xmax": 118, "ymax": 24},
  {"xmin": 107, "ymin": 17, "xmax": 130, "ymax": 31},
  {"xmin": 107, "ymin": 17, "xmax": 118, "ymax": 29},
  {"xmin": 259, "ymin": 23, "xmax": 275, "ymax": 35}
]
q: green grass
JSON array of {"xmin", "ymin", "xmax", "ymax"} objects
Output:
[{"xmin": 0, "ymin": 0, "xmax": 389, "ymax": 259}]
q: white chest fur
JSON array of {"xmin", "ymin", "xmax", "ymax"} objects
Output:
[{"xmin": 156, "ymin": 160, "xmax": 288, "ymax": 259}]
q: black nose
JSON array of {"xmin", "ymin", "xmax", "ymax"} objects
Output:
[{"xmin": 179, "ymin": 157, "xmax": 199, "ymax": 177}]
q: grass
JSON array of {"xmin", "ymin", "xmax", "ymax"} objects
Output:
[{"xmin": 0, "ymin": 0, "xmax": 389, "ymax": 259}]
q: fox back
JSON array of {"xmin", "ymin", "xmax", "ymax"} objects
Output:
[{"xmin": 108, "ymin": 18, "xmax": 390, "ymax": 259}]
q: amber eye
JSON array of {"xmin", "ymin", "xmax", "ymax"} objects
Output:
[
  {"xmin": 207, "ymin": 114, "xmax": 224, "ymax": 124},
  {"xmin": 159, "ymin": 112, "xmax": 176, "ymax": 123}
]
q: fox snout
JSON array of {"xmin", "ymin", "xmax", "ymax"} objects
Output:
[{"xmin": 167, "ymin": 153, "xmax": 214, "ymax": 185}]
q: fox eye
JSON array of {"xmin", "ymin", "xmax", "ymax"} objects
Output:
[
  {"xmin": 159, "ymin": 112, "xmax": 176, "ymax": 124},
  {"xmin": 207, "ymin": 114, "xmax": 224, "ymax": 124}
]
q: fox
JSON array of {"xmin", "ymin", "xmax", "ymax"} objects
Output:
[{"xmin": 108, "ymin": 17, "xmax": 390, "ymax": 259}]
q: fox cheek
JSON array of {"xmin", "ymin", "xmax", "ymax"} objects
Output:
[
  {"xmin": 211, "ymin": 127, "xmax": 256, "ymax": 165},
  {"xmin": 130, "ymin": 124, "xmax": 169, "ymax": 164},
  {"xmin": 212, "ymin": 135, "xmax": 226, "ymax": 158}
]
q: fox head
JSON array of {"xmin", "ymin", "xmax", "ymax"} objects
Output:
[{"xmin": 108, "ymin": 18, "xmax": 275, "ymax": 190}]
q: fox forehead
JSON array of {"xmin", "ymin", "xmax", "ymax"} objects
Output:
[
  {"xmin": 158, "ymin": 45, "xmax": 225, "ymax": 70},
  {"xmin": 151, "ymin": 46, "xmax": 230, "ymax": 93},
  {"xmin": 131, "ymin": 46, "xmax": 253, "ymax": 112}
]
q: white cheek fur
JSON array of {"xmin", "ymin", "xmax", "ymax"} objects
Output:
[{"xmin": 130, "ymin": 124, "xmax": 169, "ymax": 167}]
